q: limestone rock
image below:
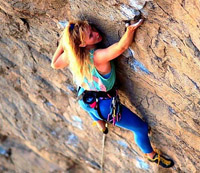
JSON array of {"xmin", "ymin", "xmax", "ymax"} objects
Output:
[{"xmin": 0, "ymin": 0, "xmax": 200, "ymax": 172}]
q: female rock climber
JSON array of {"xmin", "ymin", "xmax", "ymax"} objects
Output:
[{"xmin": 51, "ymin": 20, "xmax": 174, "ymax": 168}]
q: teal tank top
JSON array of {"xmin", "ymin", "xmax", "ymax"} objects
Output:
[{"xmin": 81, "ymin": 49, "xmax": 116, "ymax": 92}]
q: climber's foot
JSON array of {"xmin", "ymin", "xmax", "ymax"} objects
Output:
[{"xmin": 148, "ymin": 152, "xmax": 174, "ymax": 168}]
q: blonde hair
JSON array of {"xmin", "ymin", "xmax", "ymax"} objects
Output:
[{"xmin": 62, "ymin": 20, "xmax": 94, "ymax": 86}]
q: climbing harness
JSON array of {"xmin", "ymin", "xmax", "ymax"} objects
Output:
[{"xmin": 78, "ymin": 86, "xmax": 122, "ymax": 126}]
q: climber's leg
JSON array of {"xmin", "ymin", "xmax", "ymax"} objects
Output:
[
  {"xmin": 115, "ymin": 104, "xmax": 153, "ymax": 153},
  {"xmin": 99, "ymin": 100, "xmax": 174, "ymax": 168},
  {"xmin": 99, "ymin": 99, "xmax": 153, "ymax": 153}
]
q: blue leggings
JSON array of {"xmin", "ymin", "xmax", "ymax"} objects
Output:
[{"xmin": 78, "ymin": 98, "xmax": 153, "ymax": 154}]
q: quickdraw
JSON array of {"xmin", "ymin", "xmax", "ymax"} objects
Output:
[{"xmin": 107, "ymin": 93, "xmax": 121, "ymax": 125}]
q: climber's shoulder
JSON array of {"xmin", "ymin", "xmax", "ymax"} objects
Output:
[{"xmin": 93, "ymin": 43, "xmax": 126, "ymax": 65}]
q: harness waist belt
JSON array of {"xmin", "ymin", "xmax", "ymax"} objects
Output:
[{"xmin": 78, "ymin": 86, "xmax": 121, "ymax": 125}]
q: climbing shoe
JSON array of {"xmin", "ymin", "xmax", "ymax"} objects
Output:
[{"xmin": 148, "ymin": 152, "xmax": 174, "ymax": 168}]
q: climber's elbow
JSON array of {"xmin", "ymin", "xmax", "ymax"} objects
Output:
[
  {"xmin": 51, "ymin": 62, "xmax": 56, "ymax": 69},
  {"xmin": 51, "ymin": 62, "xmax": 61, "ymax": 69},
  {"xmin": 51, "ymin": 61, "xmax": 69, "ymax": 69},
  {"xmin": 121, "ymin": 45, "xmax": 129, "ymax": 51}
]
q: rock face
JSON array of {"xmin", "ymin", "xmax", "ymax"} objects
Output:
[{"xmin": 0, "ymin": 0, "xmax": 200, "ymax": 172}]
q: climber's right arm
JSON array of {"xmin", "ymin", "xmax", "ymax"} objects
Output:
[{"xmin": 93, "ymin": 19, "xmax": 143, "ymax": 65}]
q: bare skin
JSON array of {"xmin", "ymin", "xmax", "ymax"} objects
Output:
[
  {"xmin": 51, "ymin": 41, "xmax": 69, "ymax": 69},
  {"xmin": 52, "ymin": 20, "xmax": 156, "ymax": 158}
]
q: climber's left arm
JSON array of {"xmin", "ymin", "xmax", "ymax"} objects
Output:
[{"xmin": 51, "ymin": 42, "xmax": 69, "ymax": 69}]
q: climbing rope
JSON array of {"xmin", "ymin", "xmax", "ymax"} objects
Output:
[{"xmin": 101, "ymin": 123, "xmax": 108, "ymax": 173}]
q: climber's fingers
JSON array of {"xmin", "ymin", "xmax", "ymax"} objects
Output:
[{"xmin": 126, "ymin": 19, "xmax": 144, "ymax": 30}]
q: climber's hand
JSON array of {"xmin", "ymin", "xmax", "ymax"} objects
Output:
[{"xmin": 126, "ymin": 19, "xmax": 144, "ymax": 31}]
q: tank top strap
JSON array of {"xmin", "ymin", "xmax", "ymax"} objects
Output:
[{"xmin": 89, "ymin": 48, "xmax": 97, "ymax": 58}]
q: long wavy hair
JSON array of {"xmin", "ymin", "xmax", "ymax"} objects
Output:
[{"xmin": 62, "ymin": 20, "xmax": 94, "ymax": 87}]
